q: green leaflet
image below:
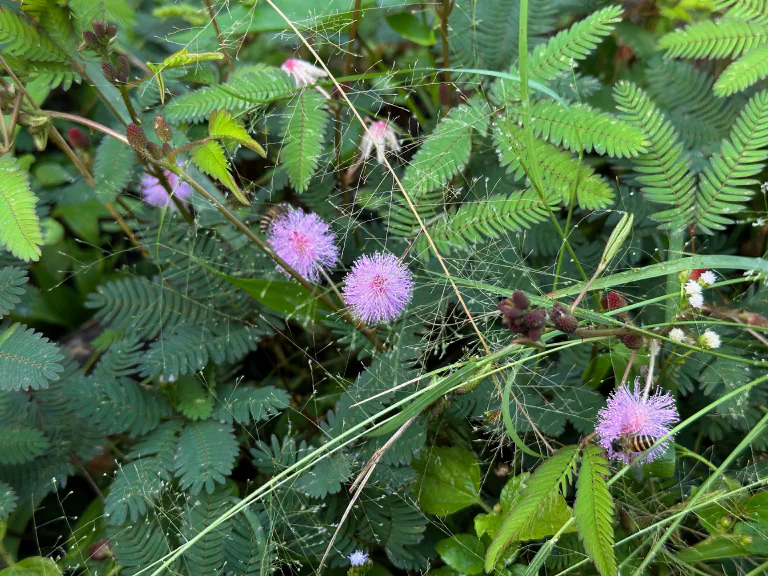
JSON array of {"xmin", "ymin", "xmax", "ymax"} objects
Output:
[
  {"xmin": 485, "ymin": 446, "xmax": 579, "ymax": 571},
  {"xmin": 0, "ymin": 267, "xmax": 28, "ymax": 317},
  {"xmin": 281, "ymin": 90, "xmax": 330, "ymax": 193},
  {"xmin": 0, "ymin": 323, "xmax": 64, "ymax": 391},
  {"xmin": 574, "ymin": 446, "xmax": 617, "ymax": 576},
  {"xmin": 0, "ymin": 154, "xmax": 43, "ymax": 262},
  {"xmin": 191, "ymin": 139, "xmax": 249, "ymax": 205},
  {"xmin": 174, "ymin": 420, "xmax": 239, "ymax": 494}
]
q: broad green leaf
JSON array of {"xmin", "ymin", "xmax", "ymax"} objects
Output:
[
  {"xmin": 190, "ymin": 139, "xmax": 249, "ymax": 204},
  {"xmin": 436, "ymin": 533, "xmax": 486, "ymax": 575},
  {"xmin": 0, "ymin": 556, "xmax": 61, "ymax": 575},
  {"xmin": 486, "ymin": 447, "xmax": 578, "ymax": 571},
  {"xmin": 413, "ymin": 446, "xmax": 481, "ymax": 516},
  {"xmin": 386, "ymin": 12, "xmax": 437, "ymax": 46},
  {"xmin": 0, "ymin": 154, "xmax": 43, "ymax": 262},
  {"xmin": 574, "ymin": 446, "xmax": 617, "ymax": 576},
  {"xmin": 208, "ymin": 109, "xmax": 266, "ymax": 157}
]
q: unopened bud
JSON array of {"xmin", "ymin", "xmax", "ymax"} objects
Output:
[
  {"xmin": 106, "ymin": 24, "xmax": 117, "ymax": 37},
  {"xmin": 523, "ymin": 309, "xmax": 547, "ymax": 330},
  {"xmin": 719, "ymin": 515, "xmax": 733, "ymax": 528},
  {"xmin": 88, "ymin": 539, "xmax": 112, "ymax": 560},
  {"xmin": 525, "ymin": 328, "xmax": 543, "ymax": 341},
  {"xmin": 102, "ymin": 61, "xmax": 118, "ymax": 84},
  {"xmin": 116, "ymin": 55, "xmax": 130, "ymax": 84},
  {"xmin": 618, "ymin": 333, "xmax": 644, "ymax": 350},
  {"xmin": 92, "ymin": 20, "xmax": 107, "ymax": 39},
  {"xmin": 146, "ymin": 142, "xmax": 165, "ymax": 160},
  {"xmin": 554, "ymin": 313, "xmax": 578, "ymax": 334},
  {"xmin": 162, "ymin": 142, "xmax": 174, "ymax": 156},
  {"xmin": 126, "ymin": 123, "xmax": 147, "ymax": 152},
  {"xmin": 601, "ymin": 291, "xmax": 628, "ymax": 312},
  {"xmin": 154, "ymin": 115, "xmax": 172, "ymax": 143},
  {"xmin": 67, "ymin": 127, "xmax": 90, "ymax": 150},
  {"xmin": 512, "ymin": 290, "xmax": 529, "ymax": 310},
  {"xmin": 82, "ymin": 30, "xmax": 101, "ymax": 51}
]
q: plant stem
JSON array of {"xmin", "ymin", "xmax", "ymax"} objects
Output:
[
  {"xmin": 118, "ymin": 86, "xmax": 141, "ymax": 125},
  {"xmin": 438, "ymin": 0, "xmax": 453, "ymax": 112},
  {"xmin": 344, "ymin": 0, "xmax": 363, "ymax": 76},
  {"xmin": 204, "ymin": 0, "xmax": 234, "ymax": 76}
]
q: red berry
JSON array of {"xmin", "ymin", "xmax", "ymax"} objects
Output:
[
  {"xmin": 67, "ymin": 127, "xmax": 90, "ymax": 150},
  {"xmin": 601, "ymin": 291, "xmax": 628, "ymax": 312}
]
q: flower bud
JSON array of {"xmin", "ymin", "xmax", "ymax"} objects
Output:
[
  {"xmin": 116, "ymin": 55, "xmax": 130, "ymax": 84},
  {"xmin": 154, "ymin": 114, "xmax": 173, "ymax": 143},
  {"xmin": 101, "ymin": 61, "xmax": 118, "ymax": 84},
  {"xmin": 92, "ymin": 20, "xmax": 107, "ymax": 39},
  {"xmin": 601, "ymin": 291, "xmax": 628, "ymax": 312},
  {"xmin": 146, "ymin": 142, "xmax": 165, "ymax": 160},
  {"xmin": 106, "ymin": 24, "xmax": 118, "ymax": 37},
  {"xmin": 554, "ymin": 313, "xmax": 578, "ymax": 334},
  {"xmin": 126, "ymin": 123, "xmax": 147, "ymax": 152},
  {"xmin": 67, "ymin": 127, "xmax": 90, "ymax": 150},
  {"xmin": 525, "ymin": 328, "xmax": 543, "ymax": 341},
  {"xmin": 689, "ymin": 269, "xmax": 706, "ymax": 281},
  {"xmin": 512, "ymin": 290, "xmax": 530, "ymax": 310},
  {"xmin": 718, "ymin": 515, "xmax": 733, "ymax": 528},
  {"xmin": 618, "ymin": 333, "xmax": 644, "ymax": 350},
  {"xmin": 82, "ymin": 30, "xmax": 102, "ymax": 51},
  {"xmin": 523, "ymin": 309, "xmax": 547, "ymax": 330},
  {"xmin": 162, "ymin": 142, "xmax": 174, "ymax": 157},
  {"xmin": 88, "ymin": 539, "xmax": 112, "ymax": 560}
]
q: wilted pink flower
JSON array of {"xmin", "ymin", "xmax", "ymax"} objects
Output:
[
  {"xmin": 342, "ymin": 252, "xmax": 413, "ymax": 323},
  {"xmin": 360, "ymin": 120, "xmax": 401, "ymax": 164},
  {"xmin": 267, "ymin": 209, "xmax": 338, "ymax": 282},
  {"xmin": 140, "ymin": 169, "xmax": 192, "ymax": 210},
  {"xmin": 281, "ymin": 58, "xmax": 328, "ymax": 88},
  {"xmin": 596, "ymin": 379, "xmax": 679, "ymax": 464}
]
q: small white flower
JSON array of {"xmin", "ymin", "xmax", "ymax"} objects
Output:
[
  {"xmin": 281, "ymin": 58, "xmax": 328, "ymax": 88},
  {"xmin": 685, "ymin": 279, "xmax": 702, "ymax": 296},
  {"xmin": 669, "ymin": 328, "xmax": 689, "ymax": 344},
  {"xmin": 348, "ymin": 550, "xmax": 369, "ymax": 567},
  {"xmin": 360, "ymin": 120, "xmax": 401, "ymax": 164},
  {"xmin": 699, "ymin": 270, "xmax": 717, "ymax": 286},
  {"xmin": 700, "ymin": 330, "xmax": 721, "ymax": 350},
  {"xmin": 688, "ymin": 293, "xmax": 704, "ymax": 308}
]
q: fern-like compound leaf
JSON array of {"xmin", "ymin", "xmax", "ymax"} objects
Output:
[
  {"xmin": 93, "ymin": 135, "xmax": 137, "ymax": 203},
  {"xmin": 224, "ymin": 509, "xmax": 275, "ymax": 576},
  {"xmin": 0, "ymin": 154, "xmax": 43, "ymax": 262},
  {"xmin": 613, "ymin": 81, "xmax": 696, "ymax": 230},
  {"xmin": 714, "ymin": 43, "xmax": 768, "ymax": 97},
  {"xmin": 519, "ymin": 101, "xmax": 648, "ymax": 158},
  {"xmin": 104, "ymin": 457, "xmax": 170, "ymax": 525},
  {"xmin": 64, "ymin": 376, "xmax": 173, "ymax": 436},
  {"xmin": 0, "ymin": 6, "xmax": 69, "ymax": 62},
  {"xmin": 529, "ymin": 5, "xmax": 624, "ymax": 84},
  {"xmin": 86, "ymin": 276, "xmax": 215, "ymax": 339},
  {"xmin": 0, "ymin": 425, "xmax": 50, "ymax": 464},
  {"xmin": 574, "ymin": 445, "xmax": 617, "ymax": 576},
  {"xmin": 0, "ymin": 267, "xmax": 28, "ymax": 317},
  {"xmin": 107, "ymin": 516, "xmax": 172, "ymax": 576},
  {"xmin": 174, "ymin": 420, "xmax": 239, "ymax": 494},
  {"xmin": 192, "ymin": 139, "xmax": 249, "ymax": 204},
  {"xmin": 182, "ymin": 484, "xmax": 237, "ymax": 576},
  {"xmin": 494, "ymin": 119, "xmax": 615, "ymax": 210},
  {"xmin": 359, "ymin": 495, "xmax": 429, "ymax": 570},
  {"xmin": 715, "ymin": 0, "xmax": 768, "ymax": 23},
  {"xmin": 485, "ymin": 446, "xmax": 579, "ymax": 571},
  {"xmin": 165, "ymin": 66, "xmax": 294, "ymax": 123},
  {"xmin": 281, "ymin": 90, "xmax": 330, "ymax": 193},
  {"xmin": 659, "ymin": 18, "xmax": 768, "ymax": 59},
  {"xmin": 419, "ymin": 189, "xmax": 556, "ymax": 257},
  {"xmin": 213, "ymin": 383, "xmax": 291, "ymax": 425},
  {"xmin": 175, "ymin": 373, "xmax": 214, "ymax": 420},
  {"xmin": 695, "ymin": 90, "xmax": 768, "ymax": 233},
  {"xmin": 0, "ymin": 323, "xmax": 64, "ymax": 391},
  {"xmin": 0, "ymin": 480, "xmax": 17, "ymax": 518},
  {"xmin": 209, "ymin": 108, "xmax": 266, "ymax": 157}
]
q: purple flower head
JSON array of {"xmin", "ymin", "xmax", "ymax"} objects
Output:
[
  {"xmin": 140, "ymin": 168, "xmax": 192, "ymax": 210},
  {"xmin": 596, "ymin": 379, "xmax": 679, "ymax": 464},
  {"xmin": 267, "ymin": 209, "xmax": 338, "ymax": 282},
  {"xmin": 342, "ymin": 252, "xmax": 413, "ymax": 323},
  {"xmin": 348, "ymin": 550, "xmax": 369, "ymax": 567}
]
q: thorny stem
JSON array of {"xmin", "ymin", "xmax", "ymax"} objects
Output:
[
  {"xmin": 204, "ymin": 0, "xmax": 234, "ymax": 76},
  {"xmin": 166, "ymin": 164, "xmax": 385, "ymax": 352},
  {"xmin": 261, "ymin": 0, "xmax": 554, "ymax": 454}
]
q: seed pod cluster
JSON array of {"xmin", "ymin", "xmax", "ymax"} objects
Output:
[
  {"xmin": 498, "ymin": 291, "xmax": 548, "ymax": 341},
  {"xmin": 551, "ymin": 302, "xmax": 578, "ymax": 334}
]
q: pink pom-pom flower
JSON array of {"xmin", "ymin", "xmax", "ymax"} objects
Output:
[
  {"xmin": 266, "ymin": 209, "xmax": 338, "ymax": 283},
  {"xmin": 281, "ymin": 58, "xmax": 328, "ymax": 88},
  {"xmin": 140, "ymin": 169, "xmax": 192, "ymax": 210},
  {"xmin": 342, "ymin": 252, "xmax": 413, "ymax": 323},
  {"xmin": 596, "ymin": 379, "xmax": 679, "ymax": 464}
]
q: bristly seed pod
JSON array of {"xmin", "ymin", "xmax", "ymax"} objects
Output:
[
  {"xmin": 82, "ymin": 30, "xmax": 101, "ymax": 51},
  {"xmin": 126, "ymin": 123, "xmax": 148, "ymax": 152},
  {"xmin": 92, "ymin": 20, "xmax": 107, "ymax": 39},
  {"xmin": 146, "ymin": 142, "xmax": 165, "ymax": 160},
  {"xmin": 601, "ymin": 291, "xmax": 628, "ymax": 312},
  {"xmin": 67, "ymin": 127, "xmax": 90, "ymax": 151},
  {"xmin": 101, "ymin": 61, "xmax": 118, "ymax": 84},
  {"xmin": 522, "ymin": 309, "xmax": 547, "ymax": 330},
  {"xmin": 154, "ymin": 114, "xmax": 173, "ymax": 143},
  {"xmin": 116, "ymin": 55, "xmax": 130, "ymax": 84},
  {"xmin": 525, "ymin": 328, "xmax": 543, "ymax": 341},
  {"xmin": 618, "ymin": 333, "xmax": 644, "ymax": 350}
]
